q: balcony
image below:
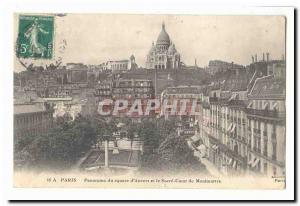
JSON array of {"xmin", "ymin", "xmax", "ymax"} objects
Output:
[
  {"xmin": 209, "ymin": 97, "xmax": 219, "ymax": 103},
  {"xmin": 246, "ymin": 108, "xmax": 285, "ymax": 119},
  {"xmin": 228, "ymin": 100, "xmax": 245, "ymax": 107}
]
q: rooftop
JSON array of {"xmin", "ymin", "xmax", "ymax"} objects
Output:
[
  {"xmin": 165, "ymin": 86, "xmax": 204, "ymax": 94},
  {"xmin": 14, "ymin": 104, "xmax": 46, "ymax": 115},
  {"xmin": 222, "ymin": 70, "xmax": 249, "ymax": 92},
  {"xmin": 249, "ymin": 75, "xmax": 285, "ymax": 99}
]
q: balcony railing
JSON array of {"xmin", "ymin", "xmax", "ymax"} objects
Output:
[
  {"xmin": 246, "ymin": 108, "xmax": 285, "ymax": 118},
  {"xmin": 209, "ymin": 97, "xmax": 219, "ymax": 103},
  {"xmin": 228, "ymin": 100, "xmax": 246, "ymax": 106}
]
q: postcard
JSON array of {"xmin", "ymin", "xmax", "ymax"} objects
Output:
[{"xmin": 8, "ymin": 7, "xmax": 295, "ymax": 200}]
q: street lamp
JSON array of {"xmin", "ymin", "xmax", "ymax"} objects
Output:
[{"xmin": 103, "ymin": 134, "xmax": 110, "ymax": 168}]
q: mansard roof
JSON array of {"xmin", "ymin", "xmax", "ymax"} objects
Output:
[{"xmin": 248, "ymin": 75, "xmax": 285, "ymax": 100}]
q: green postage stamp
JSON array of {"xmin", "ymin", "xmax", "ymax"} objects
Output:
[{"xmin": 17, "ymin": 15, "xmax": 54, "ymax": 59}]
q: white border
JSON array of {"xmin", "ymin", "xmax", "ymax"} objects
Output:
[{"xmin": 0, "ymin": 0, "xmax": 295, "ymax": 201}]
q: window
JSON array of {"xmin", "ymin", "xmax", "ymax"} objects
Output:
[
  {"xmin": 272, "ymin": 142, "xmax": 277, "ymax": 161},
  {"xmin": 257, "ymin": 137, "xmax": 261, "ymax": 152},
  {"xmin": 259, "ymin": 101, "xmax": 262, "ymax": 110},
  {"xmin": 273, "ymin": 166, "xmax": 277, "ymax": 176},
  {"xmin": 263, "ymin": 138, "xmax": 268, "ymax": 156},
  {"xmin": 264, "ymin": 162, "xmax": 268, "ymax": 174},
  {"xmin": 263, "ymin": 122, "xmax": 267, "ymax": 136}
]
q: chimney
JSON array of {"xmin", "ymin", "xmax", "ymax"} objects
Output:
[
  {"xmin": 232, "ymin": 62, "xmax": 239, "ymax": 76},
  {"xmin": 266, "ymin": 52, "xmax": 270, "ymax": 62},
  {"xmin": 263, "ymin": 53, "xmax": 265, "ymax": 61},
  {"xmin": 252, "ymin": 55, "xmax": 254, "ymax": 63},
  {"xmin": 255, "ymin": 54, "xmax": 257, "ymax": 62}
]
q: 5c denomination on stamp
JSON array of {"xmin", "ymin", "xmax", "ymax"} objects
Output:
[{"xmin": 17, "ymin": 15, "xmax": 54, "ymax": 59}]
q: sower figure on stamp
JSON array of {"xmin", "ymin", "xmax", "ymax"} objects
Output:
[{"xmin": 24, "ymin": 18, "xmax": 49, "ymax": 57}]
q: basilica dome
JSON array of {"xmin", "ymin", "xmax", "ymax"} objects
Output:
[{"xmin": 156, "ymin": 23, "xmax": 170, "ymax": 47}]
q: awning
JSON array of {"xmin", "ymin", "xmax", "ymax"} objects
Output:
[
  {"xmin": 228, "ymin": 94, "xmax": 237, "ymax": 101},
  {"xmin": 211, "ymin": 144, "xmax": 218, "ymax": 150},
  {"xmin": 232, "ymin": 160, "xmax": 237, "ymax": 169},
  {"xmin": 230, "ymin": 124, "xmax": 236, "ymax": 133},
  {"xmin": 263, "ymin": 102, "xmax": 269, "ymax": 110},
  {"xmin": 227, "ymin": 123, "xmax": 233, "ymax": 132},
  {"xmin": 197, "ymin": 144, "xmax": 206, "ymax": 151},
  {"xmin": 190, "ymin": 134, "xmax": 201, "ymax": 142},
  {"xmin": 248, "ymin": 156, "xmax": 254, "ymax": 165},
  {"xmin": 251, "ymin": 158, "xmax": 260, "ymax": 168},
  {"xmin": 271, "ymin": 102, "xmax": 278, "ymax": 110},
  {"xmin": 112, "ymin": 148, "xmax": 119, "ymax": 154},
  {"xmin": 247, "ymin": 101, "xmax": 253, "ymax": 108}
]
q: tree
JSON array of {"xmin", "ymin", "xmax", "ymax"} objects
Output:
[
  {"xmin": 20, "ymin": 115, "xmax": 98, "ymax": 169},
  {"xmin": 157, "ymin": 135, "xmax": 207, "ymax": 173}
]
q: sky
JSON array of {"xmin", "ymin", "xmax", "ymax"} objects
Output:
[{"xmin": 14, "ymin": 14, "xmax": 286, "ymax": 71}]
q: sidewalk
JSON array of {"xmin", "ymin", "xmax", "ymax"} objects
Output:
[
  {"xmin": 199, "ymin": 157, "xmax": 223, "ymax": 178},
  {"xmin": 187, "ymin": 138, "xmax": 223, "ymax": 178}
]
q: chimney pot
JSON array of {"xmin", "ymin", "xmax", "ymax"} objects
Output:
[{"xmin": 266, "ymin": 52, "xmax": 270, "ymax": 62}]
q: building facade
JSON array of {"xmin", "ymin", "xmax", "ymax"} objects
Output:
[
  {"xmin": 100, "ymin": 55, "xmax": 137, "ymax": 72},
  {"xmin": 112, "ymin": 78, "xmax": 155, "ymax": 118},
  {"xmin": 161, "ymin": 86, "xmax": 203, "ymax": 120},
  {"xmin": 14, "ymin": 103, "xmax": 54, "ymax": 140},
  {"xmin": 196, "ymin": 59, "xmax": 285, "ymax": 177},
  {"xmin": 207, "ymin": 60, "xmax": 244, "ymax": 75},
  {"xmin": 246, "ymin": 75, "xmax": 285, "ymax": 176}
]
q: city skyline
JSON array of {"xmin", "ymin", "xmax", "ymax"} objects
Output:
[{"xmin": 14, "ymin": 14, "xmax": 285, "ymax": 72}]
